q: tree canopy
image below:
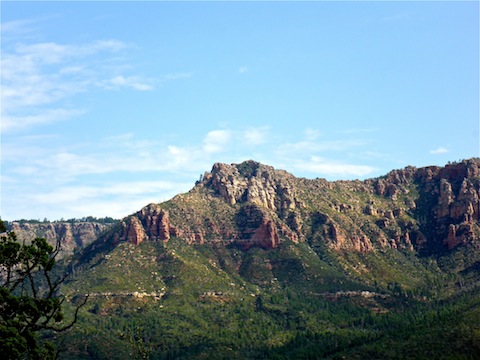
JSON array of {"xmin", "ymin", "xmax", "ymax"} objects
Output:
[{"xmin": 0, "ymin": 220, "xmax": 87, "ymax": 359}]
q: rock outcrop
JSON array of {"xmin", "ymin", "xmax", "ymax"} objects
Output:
[
  {"xmin": 365, "ymin": 159, "xmax": 480, "ymax": 253},
  {"xmin": 432, "ymin": 164, "xmax": 480, "ymax": 250},
  {"xmin": 116, "ymin": 204, "xmax": 175, "ymax": 245},
  {"xmin": 125, "ymin": 217, "xmax": 147, "ymax": 246},
  {"xmin": 103, "ymin": 158, "xmax": 479, "ymax": 255},
  {"xmin": 235, "ymin": 204, "xmax": 280, "ymax": 250},
  {"xmin": 202, "ymin": 161, "xmax": 302, "ymax": 216},
  {"xmin": 8, "ymin": 221, "xmax": 113, "ymax": 257}
]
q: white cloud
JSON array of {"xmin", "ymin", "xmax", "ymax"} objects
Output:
[
  {"xmin": 1, "ymin": 19, "xmax": 35, "ymax": 33},
  {"xmin": 14, "ymin": 42, "xmax": 73, "ymax": 64},
  {"xmin": 9, "ymin": 166, "xmax": 38, "ymax": 176},
  {"xmin": 13, "ymin": 39, "xmax": 127, "ymax": 63},
  {"xmin": 238, "ymin": 66, "xmax": 248, "ymax": 74},
  {"xmin": 1, "ymin": 108, "xmax": 86, "ymax": 132},
  {"xmin": 166, "ymin": 145, "xmax": 196, "ymax": 169},
  {"xmin": 203, "ymin": 130, "xmax": 232, "ymax": 153},
  {"xmin": 429, "ymin": 147, "xmax": 449, "ymax": 155},
  {"xmin": 1, "ymin": 126, "xmax": 380, "ymax": 220},
  {"xmin": 1, "ymin": 132, "xmax": 208, "ymax": 219},
  {"xmin": 59, "ymin": 65, "xmax": 86, "ymax": 75},
  {"xmin": 352, "ymin": 150, "xmax": 391, "ymax": 161},
  {"xmin": 13, "ymin": 181, "xmax": 192, "ymax": 220},
  {"xmin": 1, "ymin": 36, "xmax": 153, "ymax": 133},
  {"xmin": 88, "ymin": 39, "xmax": 128, "ymax": 53},
  {"xmin": 243, "ymin": 127, "xmax": 269, "ymax": 146},
  {"xmin": 3, "ymin": 135, "xmax": 198, "ymax": 184},
  {"xmin": 270, "ymin": 128, "xmax": 377, "ymax": 179},
  {"xmin": 293, "ymin": 156, "xmax": 376, "ymax": 178},
  {"xmin": 304, "ymin": 128, "xmax": 321, "ymax": 141},
  {"xmin": 278, "ymin": 138, "xmax": 367, "ymax": 156},
  {"xmin": 103, "ymin": 75, "xmax": 154, "ymax": 91},
  {"xmin": 161, "ymin": 72, "xmax": 192, "ymax": 81},
  {"xmin": 104, "ymin": 132, "xmax": 135, "ymax": 142},
  {"xmin": 32, "ymin": 181, "xmax": 184, "ymax": 205}
]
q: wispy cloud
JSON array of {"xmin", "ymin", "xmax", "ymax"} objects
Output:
[
  {"xmin": 277, "ymin": 138, "xmax": 368, "ymax": 156},
  {"xmin": 429, "ymin": 147, "xmax": 449, "ymax": 155},
  {"xmin": 340, "ymin": 127, "xmax": 379, "ymax": 134},
  {"xmin": 32, "ymin": 181, "xmax": 185, "ymax": 205},
  {"xmin": 304, "ymin": 128, "xmax": 322, "ymax": 141},
  {"xmin": 161, "ymin": 72, "xmax": 192, "ymax": 81},
  {"xmin": 10, "ymin": 40, "xmax": 127, "ymax": 66},
  {"xmin": 203, "ymin": 130, "xmax": 232, "ymax": 154},
  {"xmin": 18, "ymin": 181, "xmax": 191, "ymax": 220},
  {"xmin": 102, "ymin": 75, "xmax": 154, "ymax": 91},
  {"xmin": 1, "ymin": 19, "xmax": 38, "ymax": 35},
  {"xmin": 271, "ymin": 129, "xmax": 377, "ymax": 179},
  {"xmin": 1, "ymin": 108, "xmax": 86, "ymax": 132},
  {"xmin": 1, "ymin": 19, "xmax": 28, "ymax": 32},
  {"xmin": 86, "ymin": 127, "xmax": 374, "ymax": 180},
  {"xmin": 1, "ymin": 31, "xmax": 153, "ymax": 132},
  {"xmin": 243, "ymin": 127, "xmax": 269, "ymax": 146},
  {"xmin": 292, "ymin": 156, "xmax": 377, "ymax": 178},
  {"xmin": 2, "ymin": 125, "xmax": 379, "ymax": 220}
]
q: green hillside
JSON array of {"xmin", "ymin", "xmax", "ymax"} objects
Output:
[{"xmin": 57, "ymin": 238, "xmax": 480, "ymax": 359}]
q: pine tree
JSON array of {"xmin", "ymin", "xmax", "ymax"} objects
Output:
[{"xmin": 0, "ymin": 220, "xmax": 87, "ymax": 359}]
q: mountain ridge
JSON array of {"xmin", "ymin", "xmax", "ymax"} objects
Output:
[
  {"xmin": 53, "ymin": 158, "xmax": 480, "ymax": 359},
  {"xmin": 6, "ymin": 220, "xmax": 116, "ymax": 258},
  {"xmin": 96, "ymin": 158, "xmax": 479, "ymax": 258}
]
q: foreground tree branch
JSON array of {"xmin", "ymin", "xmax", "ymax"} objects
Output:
[{"xmin": 0, "ymin": 220, "xmax": 88, "ymax": 359}]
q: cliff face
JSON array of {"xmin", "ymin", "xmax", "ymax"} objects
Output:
[
  {"xmin": 9, "ymin": 221, "xmax": 114, "ymax": 257},
  {"xmin": 204, "ymin": 161, "xmax": 302, "ymax": 214},
  {"xmin": 114, "ymin": 205, "xmax": 174, "ymax": 246},
  {"xmin": 414, "ymin": 160, "xmax": 480, "ymax": 252},
  {"xmin": 107, "ymin": 159, "xmax": 479, "ymax": 256},
  {"xmin": 111, "ymin": 161, "xmax": 301, "ymax": 249}
]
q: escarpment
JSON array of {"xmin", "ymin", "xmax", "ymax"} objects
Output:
[
  {"xmin": 8, "ymin": 221, "xmax": 114, "ymax": 257},
  {"xmin": 103, "ymin": 159, "xmax": 479, "ymax": 255}
]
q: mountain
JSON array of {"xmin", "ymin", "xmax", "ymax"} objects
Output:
[
  {"xmin": 51, "ymin": 159, "xmax": 480, "ymax": 358},
  {"xmin": 6, "ymin": 219, "xmax": 117, "ymax": 258},
  {"xmin": 105, "ymin": 159, "xmax": 479, "ymax": 252},
  {"xmin": 84, "ymin": 159, "xmax": 480, "ymax": 278}
]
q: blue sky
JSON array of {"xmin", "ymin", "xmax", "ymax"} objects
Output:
[{"xmin": 1, "ymin": 1, "xmax": 479, "ymax": 221}]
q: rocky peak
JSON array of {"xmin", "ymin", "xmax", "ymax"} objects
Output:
[
  {"xmin": 201, "ymin": 161, "xmax": 302, "ymax": 216},
  {"xmin": 103, "ymin": 158, "xmax": 479, "ymax": 255}
]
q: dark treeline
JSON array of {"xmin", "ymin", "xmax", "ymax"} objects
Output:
[{"xmin": 3, "ymin": 216, "xmax": 119, "ymax": 225}]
